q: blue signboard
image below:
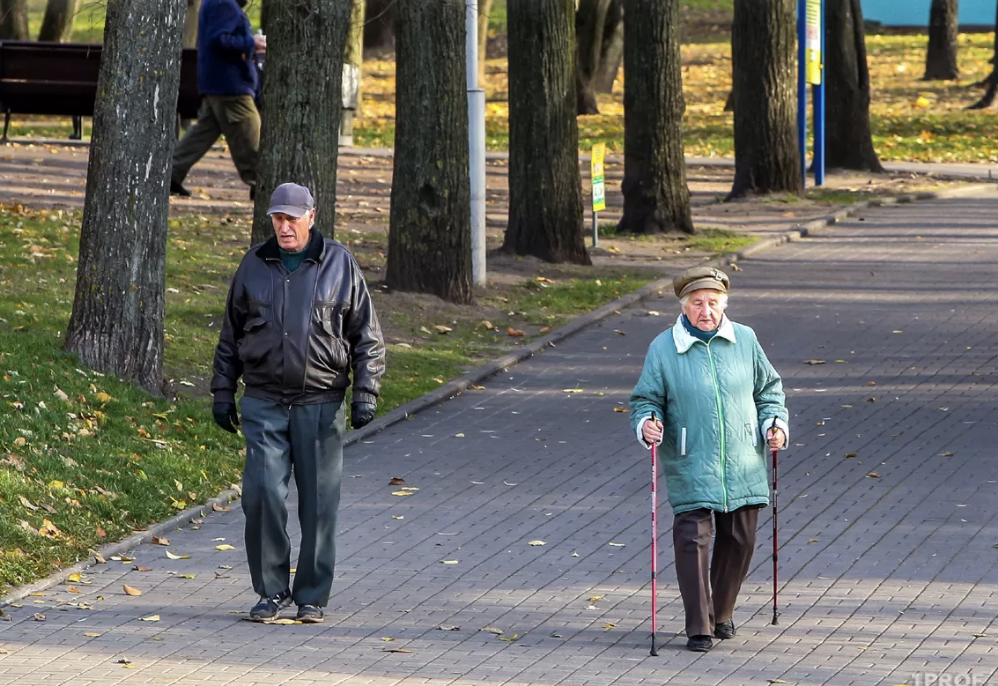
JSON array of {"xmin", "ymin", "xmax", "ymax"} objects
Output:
[{"xmin": 862, "ymin": 0, "xmax": 993, "ymax": 27}]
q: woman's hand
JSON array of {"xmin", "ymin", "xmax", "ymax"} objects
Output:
[
  {"xmin": 766, "ymin": 427, "xmax": 785, "ymax": 450},
  {"xmin": 642, "ymin": 417, "xmax": 663, "ymax": 445}
]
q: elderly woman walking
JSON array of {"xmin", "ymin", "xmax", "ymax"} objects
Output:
[{"xmin": 630, "ymin": 266, "xmax": 789, "ymax": 652}]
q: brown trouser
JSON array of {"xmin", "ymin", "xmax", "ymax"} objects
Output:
[
  {"xmin": 171, "ymin": 94, "xmax": 260, "ymax": 188},
  {"xmin": 673, "ymin": 505, "xmax": 760, "ymax": 637}
]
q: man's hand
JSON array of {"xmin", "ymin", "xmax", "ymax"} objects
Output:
[
  {"xmin": 253, "ymin": 34, "xmax": 267, "ymax": 53},
  {"xmin": 351, "ymin": 401, "xmax": 377, "ymax": 430},
  {"xmin": 641, "ymin": 416, "xmax": 663, "ymax": 445},
  {"xmin": 767, "ymin": 426, "xmax": 785, "ymax": 450},
  {"xmin": 213, "ymin": 402, "xmax": 240, "ymax": 434}
]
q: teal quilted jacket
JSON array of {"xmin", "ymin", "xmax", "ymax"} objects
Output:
[{"xmin": 629, "ymin": 315, "xmax": 789, "ymax": 514}]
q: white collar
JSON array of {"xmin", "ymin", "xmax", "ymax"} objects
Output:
[{"xmin": 671, "ymin": 314, "xmax": 736, "ymax": 353}]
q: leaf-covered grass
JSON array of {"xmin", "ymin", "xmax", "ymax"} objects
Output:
[{"xmin": 0, "ymin": 206, "xmax": 658, "ymax": 594}]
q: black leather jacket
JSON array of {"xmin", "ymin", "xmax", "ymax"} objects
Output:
[{"xmin": 211, "ymin": 229, "xmax": 385, "ymax": 407}]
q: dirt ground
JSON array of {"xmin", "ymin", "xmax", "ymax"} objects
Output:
[{"xmin": 0, "ymin": 137, "xmax": 975, "ymax": 354}]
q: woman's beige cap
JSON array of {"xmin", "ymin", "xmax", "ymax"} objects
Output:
[{"xmin": 673, "ymin": 266, "xmax": 729, "ymax": 299}]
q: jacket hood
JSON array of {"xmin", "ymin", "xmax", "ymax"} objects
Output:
[{"xmin": 671, "ymin": 313, "xmax": 736, "ymax": 353}]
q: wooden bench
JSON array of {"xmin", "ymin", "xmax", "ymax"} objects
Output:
[{"xmin": 0, "ymin": 40, "xmax": 200, "ymax": 142}]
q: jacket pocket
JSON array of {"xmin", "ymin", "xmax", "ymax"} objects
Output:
[
  {"xmin": 748, "ymin": 421, "xmax": 758, "ymax": 448},
  {"xmin": 237, "ymin": 315, "xmax": 270, "ymax": 367},
  {"xmin": 313, "ymin": 305, "xmax": 350, "ymax": 373},
  {"xmin": 680, "ymin": 426, "xmax": 687, "ymax": 456}
]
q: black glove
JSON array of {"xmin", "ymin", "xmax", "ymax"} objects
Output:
[
  {"xmin": 213, "ymin": 402, "xmax": 240, "ymax": 434},
  {"xmin": 351, "ymin": 401, "xmax": 377, "ymax": 430}
]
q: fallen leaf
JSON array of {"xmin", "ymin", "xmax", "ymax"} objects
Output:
[
  {"xmin": 480, "ymin": 626, "xmax": 503, "ymax": 635},
  {"xmin": 389, "ymin": 477, "xmax": 405, "ymax": 485},
  {"xmin": 562, "ymin": 388, "xmax": 583, "ymax": 393},
  {"xmin": 498, "ymin": 633, "xmax": 519, "ymax": 642},
  {"xmin": 383, "ymin": 648, "xmax": 412, "ymax": 653},
  {"xmin": 67, "ymin": 586, "xmax": 80, "ymax": 594},
  {"xmin": 133, "ymin": 566, "xmax": 152, "ymax": 572},
  {"xmin": 211, "ymin": 503, "xmax": 230, "ymax": 512},
  {"xmin": 588, "ymin": 595, "xmax": 604, "ymax": 602},
  {"xmin": 391, "ymin": 490, "xmax": 414, "ymax": 496},
  {"xmin": 613, "ymin": 406, "xmax": 628, "ymax": 413},
  {"xmin": 614, "ymin": 329, "xmax": 626, "ymax": 336},
  {"xmin": 434, "ymin": 325, "xmax": 452, "ymax": 334},
  {"xmin": 39, "ymin": 519, "xmax": 61, "ymax": 538},
  {"xmin": 215, "ymin": 544, "xmax": 235, "ymax": 551},
  {"xmin": 436, "ymin": 625, "xmax": 460, "ymax": 631},
  {"xmin": 33, "ymin": 613, "xmax": 45, "ymax": 621},
  {"xmin": 381, "ymin": 637, "xmax": 395, "ymax": 642},
  {"xmin": 122, "ymin": 585, "xmax": 142, "ymax": 596},
  {"xmin": 94, "ymin": 553, "xmax": 106, "ymax": 564},
  {"xmin": 261, "ymin": 618, "xmax": 298, "ymax": 625},
  {"xmin": 441, "ymin": 560, "xmax": 459, "ymax": 564},
  {"xmin": 608, "ymin": 542, "xmax": 625, "ymax": 547},
  {"xmin": 528, "ymin": 540, "xmax": 546, "ymax": 546},
  {"xmin": 455, "ymin": 433, "xmax": 465, "ymax": 438},
  {"xmin": 809, "ymin": 538, "xmax": 819, "ymax": 543},
  {"xmin": 866, "ymin": 381, "xmax": 877, "ymax": 386},
  {"xmin": 151, "ymin": 536, "xmax": 170, "ymax": 546},
  {"xmin": 419, "ymin": 326, "xmax": 432, "ymax": 335},
  {"xmin": 845, "ymin": 453, "xmax": 858, "ymax": 458},
  {"xmin": 140, "ymin": 615, "xmax": 160, "ymax": 622},
  {"xmin": 432, "ymin": 377, "xmax": 444, "ymax": 384},
  {"xmin": 940, "ymin": 452, "xmax": 954, "ymax": 457},
  {"xmin": 604, "ymin": 623, "xmax": 615, "ymax": 630},
  {"xmin": 95, "ymin": 392, "xmax": 113, "ymax": 403},
  {"xmin": 481, "ymin": 320, "xmax": 494, "ymax": 330},
  {"xmin": 117, "ymin": 657, "xmax": 131, "ymax": 665},
  {"xmin": 67, "ymin": 573, "xmax": 81, "ymax": 583},
  {"xmin": 804, "ymin": 359, "xmax": 826, "ymax": 365},
  {"xmin": 471, "ymin": 384, "xmax": 485, "ymax": 390},
  {"xmin": 730, "ymin": 263, "xmax": 742, "ymax": 271},
  {"xmin": 539, "ymin": 327, "xmax": 550, "ymax": 334},
  {"xmin": 391, "ymin": 515, "xmax": 404, "ymax": 520},
  {"xmin": 165, "ymin": 550, "xmax": 190, "ymax": 560},
  {"xmin": 84, "ymin": 632, "xmax": 102, "ymax": 637},
  {"xmin": 18, "ymin": 495, "xmax": 38, "ymax": 511},
  {"xmin": 866, "ymin": 472, "xmax": 881, "ymax": 479},
  {"xmin": 974, "ymin": 633, "xmax": 988, "ymax": 638},
  {"xmin": 506, "ymin": 327, "xmax": 524, "ymax": 337}
]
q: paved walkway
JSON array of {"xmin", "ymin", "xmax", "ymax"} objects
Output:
[{"xmin": 2, "ymin": 190, "xmax": 998, "ymax": 685}]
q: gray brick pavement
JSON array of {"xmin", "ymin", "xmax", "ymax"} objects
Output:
[{"xmin": 3, "ymin": 189, "xmax": 998, "ymax": 685}]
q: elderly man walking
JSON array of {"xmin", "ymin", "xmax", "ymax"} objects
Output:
[
  {"xmin": 630, "ymin": 266, "xmax": 789, "ymax": 652},
  {"xmin": 211, "ymin": 182, "xmax": 386, "ymax": 623}
]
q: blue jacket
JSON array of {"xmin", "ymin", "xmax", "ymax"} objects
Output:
[
  {"xmin": 197, "ymin": 0, "xmax": 258, "ymax": 97},
  {"xmin": 630, "ymin": 315, "xmax": 789, "ymax": 514}
]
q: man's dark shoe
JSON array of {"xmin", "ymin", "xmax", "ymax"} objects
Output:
[
  {"xmin": 687, "ymin": 635, "xmax": 713, "ymax": 652},
  {"xmin": 249, "ymin": 591, "xmax": 292, "ymax": 621},
  {"xmin": 170, "ymin": 181, "xmax": 192, "ymax": 197},
  {"xmin": 296, "ymin": 604, "xmax": 324, "ymax": 624},
  {"xmin": 714, "ymin": 620, "xmax": 736, "ymax": 639}
]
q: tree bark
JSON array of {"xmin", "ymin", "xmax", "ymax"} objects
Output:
[
  {"xmin": 825, "ymin": 0, "xmax": 883, "ymax": 172},
  {"xmin": 64, "ymin": 0, "xmax": 186, "ymax": 396},
  {"xmin": 594, "ymin": 0, "xmax": 624, "ymax": 93},
  {"xmin": 251, "ymin": 0, "xmax": 351, "ymax": 245},
  {"xmin": 618, "ymin": 0, "xmax": 693, "ymax": 235},
  {"xmin": 504, "ymin": 0, "xmax": 590, "ymax": 265},
  {"xmin": 385, "ymin": 0, "xmax": 473, "ymax": 304},
  {"xmin": 364, "ymin": 0, "xmax": 395, "ymax": 50},
  {"xmin": 478, "ymin": 0, "xmax": 494, "ymax": 84},
  {"xmin": 38, "ymin": 0, "xmax": 79, "ymax": 42},
  {"xmin": 967, "ymin": 0, "xmax": 997, "ymax": 109},
  {"xmin": 260, "ymin": 0, "xmax": 270, "ymax": 33},
  {"xmin": 0, "ymin": 0, "xmax": 29, "ymax": 40},
  {"xmin": 576, "ymin": 0, "xmax": 614, "ymax": 114},
  {"xmin": 728, "ymin": 0, "xmax": 801, "ymax": 200},
  {"xmin": 346, "ymin": 0, "xmax": 365, "ymax": 114},
  {"xmin": 924, "ymin": 0, "xmax": 959, "ymax": 80},
  {"xmin": 183, "ymin": 0, "xmax": 201, "ymax": 48}
]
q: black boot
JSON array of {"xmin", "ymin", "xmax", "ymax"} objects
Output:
[{"xmin": 170, "ymin": 180, "xmax": 192, "ymax": 197}]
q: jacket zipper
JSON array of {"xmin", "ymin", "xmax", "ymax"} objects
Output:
[{"xmin": 705, "ymin": 341, "xmax": 728, "ymax": 512}]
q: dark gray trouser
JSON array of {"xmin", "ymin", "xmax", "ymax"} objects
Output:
[
  {"xmin": 239, "ymin": 396, "xmax": 345, "ymax": 607},
  {"xmin": 673, "ymin": 505, "xmax": 760, "ymax": 638},
  {"xmin": 171, "ymin": 94, "xmax": 260, "ymax": 188}
]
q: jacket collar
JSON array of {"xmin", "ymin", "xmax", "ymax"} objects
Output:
[
  {"xmin": 256, "ymin": 228, "xmax": 326, "ymax": 263},
  {"xmin": 671, "ymin": 313, "xmax": 736, "ymax": 353}
]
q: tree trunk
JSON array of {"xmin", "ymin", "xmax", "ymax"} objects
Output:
[
  {"xmin": 251, "ymin": 0, "xmax": 351, "ymax": 245},
  {"xmin": 38, "ymin": 0, "xmax": 79, "ymax": 42},
  {"xmin": 504, "ymin": 0, "xmax": 590, "ymax": 265},
  {"xmin": 825, "ymin": 0, "xmax": 883, "ymax": 172},
  {"xmin": 478, "ymin": 0, "xmax": 494, "ymax": 84},
  {"xmin": 728, "ymin": 0, "xmax": 801, "ymax": 200},
  {"xmin": 385, "ymin": 0, "xmax": 473, "ymax": 304},
  {"xmin": 364, "ymin": 0, "xmax": 395, "ymax": 50},
  {"xmin": 618, "ymin": 0, "xmax": 693, "ymax": 235},
  {"xmin": 260, "ymin": 0, "xmax": 270, "ymax": 33},
  {"xmin": 346, "ymin": 0, "xmax": 365, "ymax": 114},
  {"xmin": 0, "ymin": 0, "xmax": 29, "ymax": 40},
  {"xmin": 183, "ymin": 0, "xmax": 201, "ymax": 48},
  {"xmin": 594, "ymin": 0, "xmax": 624, "ymax": 93},
  {"xmin": 924, "ymin": 0, "xmax": 959, "ymax": 80},
  {"xmin": 967, "ymin": 0, "xmax": 997, "ymax": 109},
  {"xmin": 576, "ymin": 0, "xmax": 614, "ymax": 114},
  {"xmin": 64, "ymin": 0, "xmax": 186, "ymax": 396}
]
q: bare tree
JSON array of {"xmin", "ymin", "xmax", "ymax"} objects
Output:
[
  {"xmin": 728, "ymin": 0, "xmax": 801, "ymax": 200},
  {"xmin": 967, "ymin": 0, "xmax": 997, "ymax": 109},
  {"xmin": 504, "ymin": 0, "xmax": 590, "ymax": 265},
  {"xmin": 617, "ymin": 0, "xmax": 692, "ymax": 235},
  {"xmin": 594, "ymin": 0, "xmax": 624, "ymax": 93},
  {"xmin": 825, "ymin": 0, "xmax": 883, "ymax": 172},
  {"xmin": 38, "ymin": 0, "xmax": 79, "ymax": 42},
  {"xmin": 65, "ymin": 0, "xmax": 187, "ymax": 395},
  {"xmin": 924, "ymin": 0, "xmax": 959, "ymax": 80},
  {"xmin": 0, "ymin": 0, "xmax": 29, "ymax": 39},
  {"xmin": 251, "ymin": 0, "xmax": 352, "ymax": 245},
  {"xmin": 385, "ymin": 0, "xmax": 473, "ymax": 304}
]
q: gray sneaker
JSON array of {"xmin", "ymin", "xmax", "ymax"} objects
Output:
[
  {"xmin": 295, "ymin": 604, "xmax": 324, "ymax": 624},
  {"xmin": 249, "ymin": 591, "xmax": 292, "ymax": 621}
]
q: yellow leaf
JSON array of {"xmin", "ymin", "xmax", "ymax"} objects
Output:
[
  {"xmin": 140, "ymin": 615, "xmax": 160, "ymax": 622},
  {"xmin": 67, "ymin": 573, "xmax": 81, "ymax": 583},
  {"xmin": 392, "ymin": 490, "xmax": 414, "ymax": 496},
  {"xmin": 84, "ymin": 632, "xmax": 102, "ymax": 637},
  {"xmin": 122, "ymin": 584, "xmax": 142, "ymax": 596},
  {"xmin": 151, "ymin": 536, "xmax": 170, "ymax": 546},
  {"xmin": 562, "ymin": 389, "xmax": 583, "ymax": 393},
  {"xmin": 528, "ymin": 540, "xmax": 546, "ymax": 546},
  {"xmin": 215, "ymin": 544, "xmax": 236, "ymax": 551},
  {"xmin": 39, "ymin": 519, "xmax": 61, "ymax": 538},
  {"xmin": 95, "ymin": 392, "xmax": 113, "ymax": 403},
  {"xmin": 866, "ymin": 472, "xmax": 881, "ymax": 479},
  {"xmin": 613, "ymin": 407, "xmax": 628, "ymax": 413},
  {"xmin": 589, "ymin": 596, "xmax": 604, "ymax": 602},
  {"xmin": 47, "ymin": 480, "xmax": 64, "ymax": 490},
  {"xmin": 913, "ymin": 95, "xmax": 931, "ymax": 108},
  {"xmin": 434, "ymin": 325, "xmax": 452, "ymax": 334},
  {"xmin": 165, "ymin": 550, "xmax": 190, "ymax": 560},
  {"xmin": 67, "ymin": 586, "xmax": 80, "ymax": 594}
]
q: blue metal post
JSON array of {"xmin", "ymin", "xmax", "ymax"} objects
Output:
[
  {"xmin": 797, "ymin": 0, "xmax": 807, "ymax": 189},
  {"xmin": 813, "ymin": 0, "xmax": 826, "ymax": 186}
]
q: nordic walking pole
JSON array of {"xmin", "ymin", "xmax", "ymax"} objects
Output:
[
  {"xmin": 650, "ymin": 412, "xmax": 659, "ymax": 656},
  {"xmin": 771, "ymin": 442, "xmax": 780, "ymax": 625}
]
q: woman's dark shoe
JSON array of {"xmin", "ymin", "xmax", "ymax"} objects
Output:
[
  {"xmin": 714, "ymin": 620, "xmax": 736, "ymax": 639},
  {"xmin": 687, "ymin": 634, "xmax": 714, "ymax": 652}
]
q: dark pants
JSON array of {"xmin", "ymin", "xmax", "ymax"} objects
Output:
[
  {"xmin": 673, "ymin": 505, "xmax": 760, "ymax": 637},
  {"xmin": 171, "ymin": 94, "xmax": 260, "ymax": 188},
  {"xmin": 239, "ymin": 396, "xmax": 345, "ymax": 607}
]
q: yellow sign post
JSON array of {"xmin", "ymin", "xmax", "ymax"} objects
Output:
[
  {"xmin": 805, "ymin": 0, "xmax": 822, "ymax": 85},
  {"xmin": 590, "ymin": 143, "xmax": 606, "ymax": 247}
]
